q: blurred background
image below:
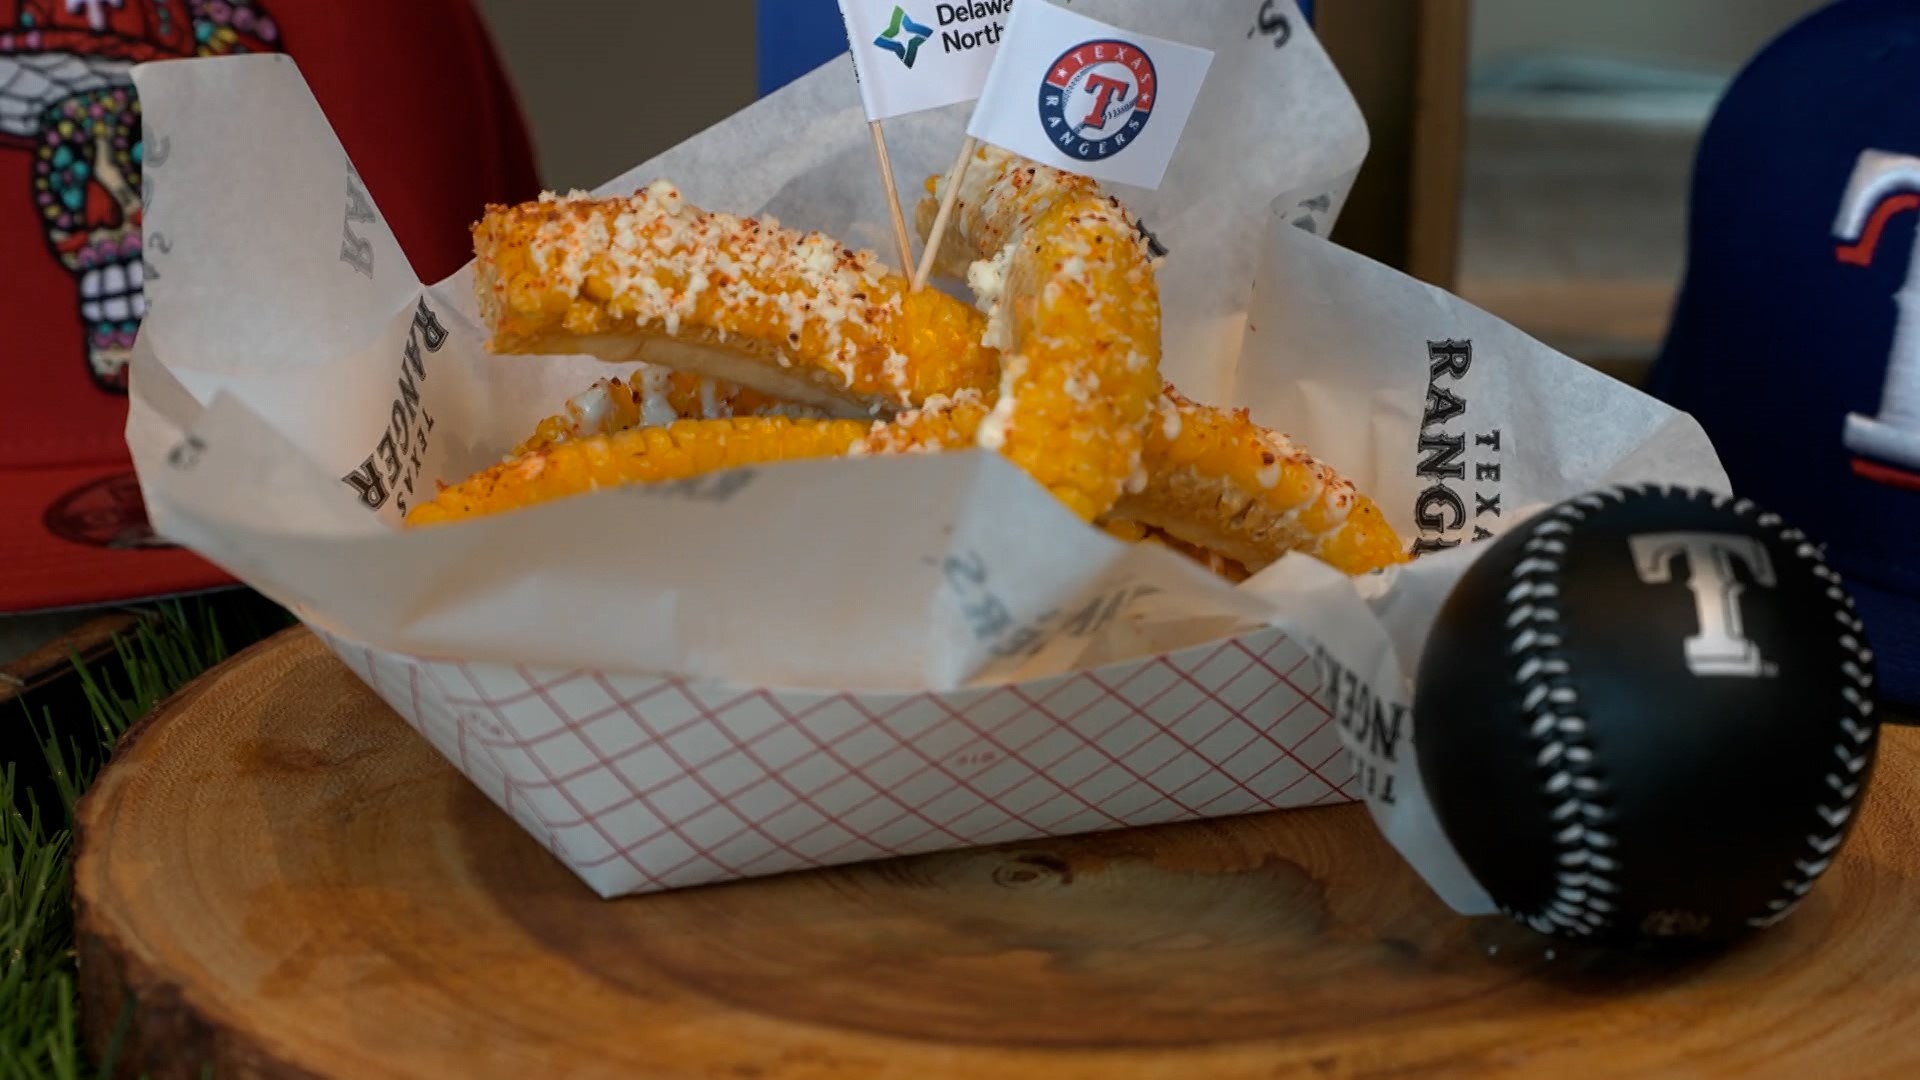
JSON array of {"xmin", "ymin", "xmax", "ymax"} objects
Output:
[
  {"xmin": 0, "ymin": 0, "xmax": 1835, "ymax": 670},
  {"xmin": 473, "ymin": 1, "xmax": 760, "ymax": 193},
  {"xmin": 469, "ymin": 0, "xmax": 1823, "ymax": 389},
  {"xmin": 1456, "ymin": 0, "xmax": 1823, "ymax": 383}
]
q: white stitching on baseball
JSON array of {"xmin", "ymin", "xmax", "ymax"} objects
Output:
[
  {"xmin": 1509, "ymin": 629, "xmax": 1563, "ymax": 655},
  {"xmin": 1507, "ymin": 484, "xmax": 1877, "ymax": 937},
  {"xmin": 1743, "ymin": 506, "xmax": 1877, "ymax": 930},
  {"xmin": 1505, "ymin": 498, "xmax": 1617, "ymax": 937}
]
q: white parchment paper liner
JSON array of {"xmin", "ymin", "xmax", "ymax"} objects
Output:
[{"xmin": 125, "ymin": 4, "xmax": 1727, "ymax": 904}]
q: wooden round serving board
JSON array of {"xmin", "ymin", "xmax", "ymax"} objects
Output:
[{"xmin": 74, "ymin": 628, "xmax": 1920, "ymax": 1079}]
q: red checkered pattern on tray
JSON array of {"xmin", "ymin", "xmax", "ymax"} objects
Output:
[{"xmin": 313, "ymin": 626, "xmax": 1357, "ymax": 897}]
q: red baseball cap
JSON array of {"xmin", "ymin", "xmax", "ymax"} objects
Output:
[{"xmin": 0, "ymin": 0, "xmax": 539, "ymax": 613}]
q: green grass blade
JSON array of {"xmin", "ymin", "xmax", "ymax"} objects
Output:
[{"xmin": 2, "ymin": 593, "xmax": 286, "ymax": 1077}]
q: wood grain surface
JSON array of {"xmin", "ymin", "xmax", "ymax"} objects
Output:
[{"xmin": 73, "ymin": 628, "xmax": 1920, "ymax": 1078}]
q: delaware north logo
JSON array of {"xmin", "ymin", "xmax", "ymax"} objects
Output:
[
  {"xmin": 874, "ymin": 6, "xmax": 935, "ymax": 68},
  {"xmin": 1039, "ymin": 39, "xmax": 1158, "ymax": 163}
]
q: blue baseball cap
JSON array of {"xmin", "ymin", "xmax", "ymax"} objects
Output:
[{"xmin": 1647, "ymin": 0, "xmax": 1920, "ymax": 708}]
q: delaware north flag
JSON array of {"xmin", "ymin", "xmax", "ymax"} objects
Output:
[
  {"xmin": 966, "ymin": 0, "xmax": 1215, "ymax": 190},
  {"xmin": 837, "ymin": 0, "xmax": 1011, "ymax": 121}
]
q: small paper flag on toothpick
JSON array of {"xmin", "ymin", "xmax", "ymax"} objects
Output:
[
  {"xmin": 838, "ymin": 0, "xmax": 1010, "ymax": 122},
  {"xmin": 915, "ymin": 0, "xmax": 1215, "ymax": 290},
  {"xmin": 966, "ymin": 0, "xmax": 1216, "ymax": 191},
  {"xmin": 836, "ymin": 1, "xmax": 1012, "ymax": 276}
]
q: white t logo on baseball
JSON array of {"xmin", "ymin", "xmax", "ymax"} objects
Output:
[{"xmin": 1629, "ymin": 533, "xmax": 1777, "ymax": 678}]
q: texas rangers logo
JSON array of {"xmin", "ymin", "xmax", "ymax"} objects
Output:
[
  {"xmin": 1, "ymin": 0, "xmax": 282, "ymax": 393},
  {"xmin": 1835, "ymin": 149, "xmax": 1920, "ymax": 491},
  {"xmin": 1038, "ymin": 39, "xmax": 1156, "ymax": 163},
  {"xmin": 1630, "ymin": 532, "xmax": 1777, "ymax": 679}
]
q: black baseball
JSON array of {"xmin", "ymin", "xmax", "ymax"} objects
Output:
[{"xmin": 1414, "ymin": 485, "xmax": 1880, "ymax": 944}]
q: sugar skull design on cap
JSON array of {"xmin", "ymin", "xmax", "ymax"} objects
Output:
[{"xmin": 1, "ymin": 0, "xmax": 281, "ymax": 392}]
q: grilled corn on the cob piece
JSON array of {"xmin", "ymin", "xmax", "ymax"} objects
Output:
[
  {"xmin": 947, "ymin": 148, "xmax": 1165, "ymax": 523},
  {"xmin": 448, "ymin": 159, "xmax": 1406, "ymax": 574},
  {"xmin": 472, "ymin": 182, "xmax": 1000, "ymax": 417},
  {"xmin": 850, "ymin": 390, "xmax": 990, "ymax": 455},
  {"xmin": 511, "ymin": 376, "xmax": 647, "ymax": 458},
  {"xmin": 407, "ymin": 416, "xmax": 875, "ymax": 527},
  {"xmin": 917, "ymin": 151, "xmax": 1402, "ymax": 574},
  {"xmin": 857, "ymin": 386, "xmax": 1408, "ymax": 575},
  {"xmin": 1113, "ymin": 388, "xmax": 1408, "ymax": 576},
  {"xmin": 423, "ymin": 384, "xmax": 1408, "ymax": 576},
  {"xmin": 412, "ymin": 394, "xmax": 990, "ymax": 527},
  {"xmin": 915, "ymin": 145, "xmax": 1144, "ymax": 282},
  {"xmin": 894, "ymin": 379, "xmax": 1409, "ymax": 574},
  {"xmin": 511, "ymin": 373, "xmax": 825, "ymax": 458}
]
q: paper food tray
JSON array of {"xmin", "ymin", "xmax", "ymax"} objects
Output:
[
  {"xmin": 123, "ymin": 4, "xmax": 1729, "ymax": 908},
  {"xmin": 317, "ymin": 625, "xmax": 1351, "ymax": 897}
]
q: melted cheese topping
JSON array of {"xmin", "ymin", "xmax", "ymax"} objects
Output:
[
  {"xmin": 568, "ymin": 381, "xmax": 614, "ymax": 435},
  {"xmin": 494, "ymin": 180, "xmax": 948, "ymax": 411},
  {"xmin": 1252, "ymin": 425, "xmax": 1357, "ymax": 531},
  {"xmin": 1158, "ymin": 395, "xmax": 1184, "ymax": 441},
  {"xmin": 968, "ymin": 246, "xmax": 1014, "ymax": 352},
  {"xmin": 638, "ymin": 367, "xmax": 680, "ymax": 428},
  {"xmin": 976, "ymin": 354, "xmax": 1027, "ymax": 452}
]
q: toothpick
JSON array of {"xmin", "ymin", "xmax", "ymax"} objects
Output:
[
  {"xmin": 867, "ymin": 121, "xmax": 915, "ymax": 274},
  {"xmin": 912, "ymin": 137, "xmax": 979, "ymax": 293}
]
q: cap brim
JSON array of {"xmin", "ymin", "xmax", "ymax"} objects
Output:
[
  {"xmin": 0, "ymin": 462, "xmax": 233, "ymax": 614},
  {"xmin": 1848, "ymin": 573, "xmax": 1920, "ymax": 714}
]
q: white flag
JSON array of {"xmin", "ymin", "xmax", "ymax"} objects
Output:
[
  {"xmin": 838, "ymin": 0, "xmax": 1011, "ymax": 122},
  {"xmin": 966, "ymin": 0, "xmax": 1215, "ymax": 190}
]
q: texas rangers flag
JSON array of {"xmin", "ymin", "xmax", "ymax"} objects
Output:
[
  {"xmin": 965, "ymin": 0, "xmax": 1215, "ymax": 189},
  {"xmin": 838, "ymin": 0, "xmax": 1010, "ymax": 122}
]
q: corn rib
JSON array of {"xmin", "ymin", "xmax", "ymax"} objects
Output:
[
  {"xmin": 412, "ymin": 393, "xmax": 993, "ymax": 528},
  {"xmin": 939, "ymin": 148, "xmax": 1165, "ymax": 523},
  {"xmin": 1112, "ymin": 388, "xmax": 1408, "ymax": 577},
  {"xmin": 427, "ymin": 384, "xmax": 1408, "ymax": 576},
  {"xmin": 407, "ymin": 416, "xmax": 873, "ymax": 528},
  {"xmin": 867, "ymin": 383, "xmax": 1412, "ymax": 576},
  {"xmin": 511, "ymin": 373, "xmax": 825, "ymax": 458},
  {"xmin": 472, "ymin": 182, "xmax": 1000, "ymax": 417},
  {"xmin": 918, "ymin": 150, "xmax": 1401, "ymax": 574},
  {"xmin": 850, "ymin": 390, "xmax": 990, "ymax": 456},
  {"xmin": 916, "ymin": 145, "xmax": 1160, "ymax": 281},
  {"xmin": 449, "ymin": 161, "xmax": 1406, "ymax": 575}
]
